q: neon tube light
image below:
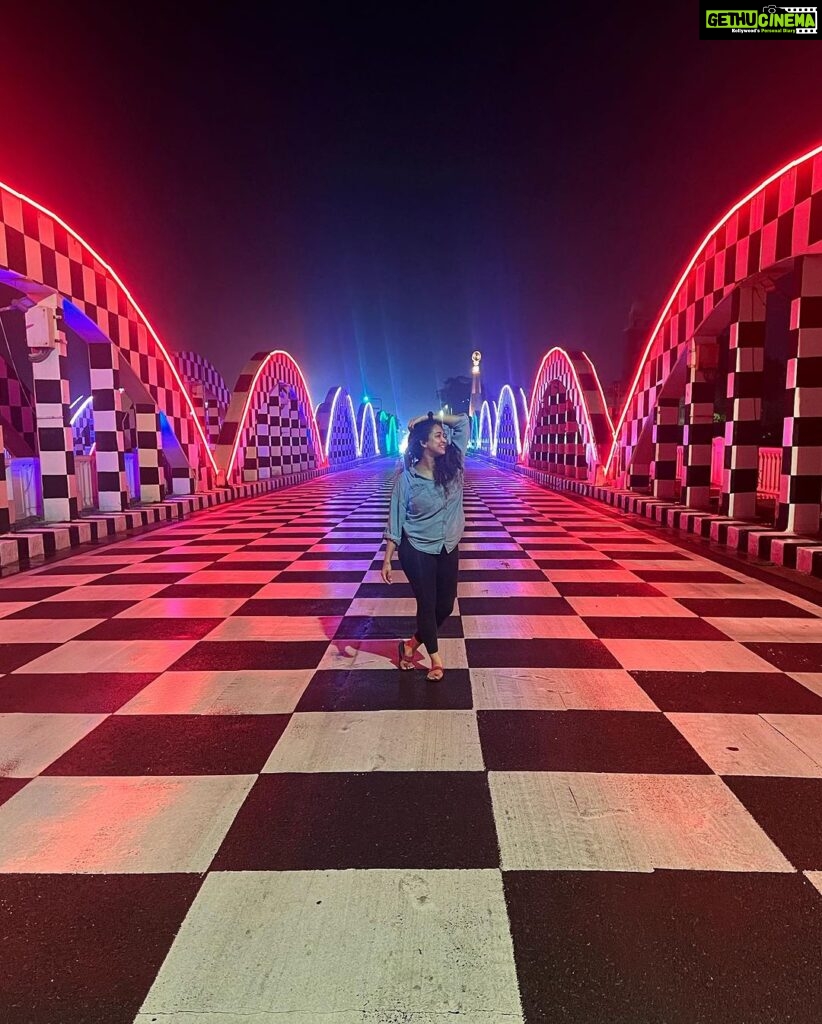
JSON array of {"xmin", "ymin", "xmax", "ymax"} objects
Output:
[
  {"xmin": 0, "ymin": 180, "xmax": 218, "ymax": 473},
  {"xmin": 359, "ymin": 401, "xmax": 379, "ymax": 455},
  {"xmin": 492, "ymin": 384, "xmax": 522, "ymax": 456},
  {"xmin": 69, "ymin": 395, "xmax": 92, "ymax": 425},
  {"xmin": 324, "ymin": 387, "xmax": 361, "ymax": 459}
]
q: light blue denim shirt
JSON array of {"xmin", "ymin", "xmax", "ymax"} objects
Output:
[{"xmin": 384, "ymin": 414, "xmax": 469, "ymax": 555}]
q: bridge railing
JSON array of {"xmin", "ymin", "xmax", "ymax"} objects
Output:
[{"xmin": 672, "ymin": 441, "xmax": 782, "ymax": 502}]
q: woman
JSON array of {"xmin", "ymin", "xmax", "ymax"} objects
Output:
[{"xmin": 381, "ymin": 411, "xmax": 469, "ymax": 681}]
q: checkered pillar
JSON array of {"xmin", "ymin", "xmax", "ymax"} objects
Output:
[
  {"xmin": 135, "ymin": 404, "xmax": 166, "ymax": 503},
  {"xmin": 565, "ymin": 413, "xmax": 586, "ymax": 479},
  {"xmin": 0, "ymin": 426, "xmax": 11, "ymax": 534},
  {"xmin": 776, "ymin": 255, "xmax": 822, "ymax": 534},
  {"xmin": 88, "ymin": 345, "xmax": 129, "ymax": 512},
  {"xmin": 682, "ymin": 337, "xmax": 717, "ymax": 510},
  {"xmin": 721, "ymin": 284, "xmax": 766, "ymax": 519},
  {"xmin": 651, "ymin": 397, "xmax": 681, "ymax": 500},
  {"xmin": 257, "ymin": 402, "xmax": 272, "ymax": 480},
  {"xmin": 31, "ymin": 341, "xmax": 79, "ymax": 523}
]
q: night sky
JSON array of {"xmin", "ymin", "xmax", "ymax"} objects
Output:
[{"xmin": 2, "ymin": 4, "xmax": 821, "ymax": 422}]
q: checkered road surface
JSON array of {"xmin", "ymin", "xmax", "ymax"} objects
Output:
[{"xmin": 1, "ymin": 457, "xmax": 822, "ymax": 1023}]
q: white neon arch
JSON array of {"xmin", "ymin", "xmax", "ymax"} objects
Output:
[
  {"xmin": 492, "ymin": 384, "xmax": 523, "ymax": 457},
  {"xmin": 358, "ymin": 401, "xmax": 380, "ymax": 456},
  {"xmin": 478, "ymin": 400, "xmax": 494, "ymax": 451},
  {"xmin": 325, "ymin": 386, "xmax": 361, "ymax": 459}
]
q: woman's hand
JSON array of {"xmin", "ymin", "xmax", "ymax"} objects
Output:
[{"xmin": 380, "ymin": 558, "xmax": 393, "ymax": 584}]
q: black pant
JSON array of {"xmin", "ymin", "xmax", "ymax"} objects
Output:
[{"xmin": 398, "ymin": 534, "xmax": 459, "ymax": 656}]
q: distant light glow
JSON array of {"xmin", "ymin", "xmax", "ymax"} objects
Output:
[{"xmin": 399, "ymin": 434, "xmax": 408, "ymax": 454}]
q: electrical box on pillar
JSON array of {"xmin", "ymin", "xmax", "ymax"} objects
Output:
[{"xmin": 25, "ymin": 295, "xmax": 65, "ymax": 363}]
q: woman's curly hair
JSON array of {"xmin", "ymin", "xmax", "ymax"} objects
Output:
[{"xmin": 404, "ymin": 413, "xmax": 464, "ymax": 490}]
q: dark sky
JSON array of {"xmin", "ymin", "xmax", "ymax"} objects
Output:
[{"xmin": 2, "ymin": 3, "xmax": 821, "ymax": 422}]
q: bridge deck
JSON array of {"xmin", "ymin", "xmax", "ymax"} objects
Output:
[{"xmin": 1, "ymin": 459, "xmax": 821, "ymax": 1023}]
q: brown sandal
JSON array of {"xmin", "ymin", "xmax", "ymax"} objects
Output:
[{"xmin": 426, "ymin": 665, "xmax": 444, "ymax": 681}]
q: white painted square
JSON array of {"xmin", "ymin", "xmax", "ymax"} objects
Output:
[
  {"xmin": 565, "ymin": 596, "xmax": 696, "ymax": 617},
  {"xmin": 0, "ymin": 775, "xmax": 254, "ymax": 872},
  {"xmin": 471, "ymin": 667, "xmax": 658, "ymax": 711},
  {"xmin": 0, "ymin": 713, "xmax": 106, "ymax": 776},
  {"xmin": 117, "ymin": 669, "xmax": 313, "ymax": 714},
  {"xmin": 602, "ymin": 639, "xmax": 779, "ymax": 673},
  {"xmin": 667, "ymin": 713, "xmax": 822, "ymax": 776},
  {"xmin": 263, "ymin": 710, "xmax": 483, "ymax": 772},
  {"xmin": 317, "ymin": 637, "xmax": 468, "ymax": 671},
  {"xmin": 115, "ymin": 597, "xmax": 248, "ymax": 619},
  {"xmin": 461, "ymin": 615, "xmax": 595, "ymax": 640},
  {"xmin": 704, "ymin": 618, "xmax": 822, "ymax": 643},
  {"xmin": 135, "ymin": 869, "xmax": 523, "ymax": 1022},
  {"xmin": 489, "ymin": 771, "xmax": 793, "ymax": 872},
  {"xmin": 0, "ymin": 618, "xmax": 101, "ymax": 642},
  {"xmin": 16, "ymin": 639, "xmax": 197, "ymax": 674},
  {"xmin": 206, "ymin": 616, "xmax": 341, "ymax": 641}
]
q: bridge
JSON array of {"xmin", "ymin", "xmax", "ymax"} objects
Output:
[{"xmin": 0, "ymin": 145, "xmax": 821, "ymax": 1023}]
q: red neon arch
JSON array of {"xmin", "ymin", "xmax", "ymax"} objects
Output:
[
  {"xmin": 226, "ymin": 350, "xmax": 327, "ymax": 476},
  {"xmin": 605, "ymin": 140, "xmax": 822, "ymax": 475}
]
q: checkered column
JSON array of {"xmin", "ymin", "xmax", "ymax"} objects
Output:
[
  {"xmin": 651, "ymin": 397, "xmax": 681, "ymax": 500},
  {"xmin": 682, "ymin": 337, "xmax": 718, "ymax": 511},
  {"xmin": 721, "ymin": 283, "xmax": 766, "ymax": 519},
  {"xmin": 547, "ymin": 391, "xmax": 561, "ymax": 471},
  {"xmin": 32, "ymin": 342, "xmax": 79, "ymax": 523},
  {"xmin": 257, "ymin": 402, "xmax": 272, "ymax": 479},
  {"xmin": 88, "ymin": 344, "xmax": 129, "ymax": 512},
  {"xmin": 0, "ymin": 426, "xmax": 11, "ymax": 534},
  {"xmin": 776, "ymin": 255, "xmax": 822, "ymax": 534},
  {"xmin": 565, "ymin": 413, "xmax": 586, "ymax": 479},
  {"xmin": 135, "ymin": 404, "xmax": 166, "ymax": 503}
]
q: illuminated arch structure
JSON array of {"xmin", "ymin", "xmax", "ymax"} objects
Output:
[
  {"xmin": 473, "ymin": 143, "xmax": 822, "ymax": 576},
  {"xmin": 214, "ymin": 351, "xmax": 323, "ymax": 483},
  {"xmin": 522, "ymin": 349, "xmax": 612, "ymax": 480},
  {"xmin": 605, "ymin": 142, "xmax": 822, "ymax": 569}
]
